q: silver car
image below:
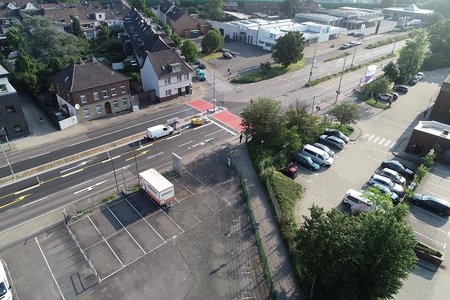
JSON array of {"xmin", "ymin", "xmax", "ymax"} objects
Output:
[
  {"xmin": 368, "ymin": 174, "xmax": 404, "ymax": 196},
  {"xmin": 313, "ymin": 142, "xmax": 335, "ymax": 157}
]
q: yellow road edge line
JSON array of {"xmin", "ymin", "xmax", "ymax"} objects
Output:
[
  {"xmin": 0, "ymin": 194, "xmax": 31, "ymax": 210},
  {"xmin": 61, "ymin": 168, "xmax": 84, "ymax": 178}
]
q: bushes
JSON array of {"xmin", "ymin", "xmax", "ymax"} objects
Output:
[
  {"xmin": 422, "ymin": 52, "xmax": 450, "ymax": 70},
  {"xmin": 231, "ymin": 59, "xmax": 305, "ymax": 84},
  {"xmin": 365, "ymin": 35, "xmax": 408, "ymax": 49}
]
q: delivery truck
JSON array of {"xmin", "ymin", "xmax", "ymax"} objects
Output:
[{"xmin": 139, "ymin": 168, "xmax": 175, "ymax": 207}]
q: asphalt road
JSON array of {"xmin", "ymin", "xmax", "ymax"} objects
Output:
[{"xmin": 0, "ymin": 122, "xmax": 236, "ymax": 231}]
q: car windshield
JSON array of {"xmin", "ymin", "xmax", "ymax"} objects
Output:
[{"xmin": 0, "ymin": 282, "xmax": 6, "ymax": 297}]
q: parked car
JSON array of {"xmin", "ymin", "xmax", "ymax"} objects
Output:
[
  {"xmin": 324, "ymin": 128, "xmax": 349, "ymax": 143},
  {"xmin": 347, "ymin": 32, "xmax": 356, "ymax": 36},
  {"xmin": 349, "ymin": 41, "xmax": 362, "ymax": 46},
  {"xmin": 313, "ymin": 142, "xmax": 335, "ymax": 157},
  {"xmin": 408, "ymin": 75, "xmax": 420, "ymax": 85},
  {"xmin": 379, "ymin": 168, "xmax": 406, "ymax": 185},
  {"xmin": 340, "ymin": 43, "xmax": 352, "ymax": 50},
  {"xmin": 409, "ymin": 194, "xmax": 450, "ymax": 216},
  {"xmin": 318, "ymin": 135, "xmax": 345, "ymax": 149},
  {"xmin": 354, "ymin": 32, "xmax": 365, "ymax": 37},
  {"xmin": 378, "ymin": 93, "xmax": 393, "ymax": 101},
  {"xmin": 368, "ymin": 174, "xmax": 404, "ymax": 196},
  {"xmin": 367, "ymin": 182, "xmax": 400, "ymax": 204},
  {"xmin": 302, "ymin": 144, "xmax": 334, "ymax": 167},
  {"xmin": 391, "ymin": 92, "xmax": 399, "ymax": 100},
  {"xmin": 416, "ymin": 72, "xmax": 424, "ymax": 80},
  {"xmin": 393, "ymin": 85, "xmax": 409, "ymax": 93},
  {"xmin": 292, "ymin": 153, "xmax": 320, "ymax": 171},
  {"xmin": 342, "ymin": 189, "xmax": 373, "ymax": 212},
  {"xmin": 381, "ymin": 160, "xmax": 415, "ymax": 179},
  {"xmin": 223, "ymin": 52, "xmax": 233, "ymax": 59},
  {"xmin": 198, "ymin": 64, "xmax": 206, "ymax": 69},
  {"xmin": 0, "ymin": 260, "xmax": 12, "ymax": 300},
  {"xmin": 280, "ymin": 163, "xmax": 299, "ymax": 179}
]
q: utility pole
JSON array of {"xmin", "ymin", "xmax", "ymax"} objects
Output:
[
  {"xmin": 1, "ymin": 127, "xmax": 11, "ymax": 150},
  {"xmin": 107, "ymin": 150, "xmax": 120, "ymax": 194},
  {"xmin": 308, "ymin": 49, "xmax": 317, "ymax": 83},
  {"xmin": 351, "ymin": 44, "xmax": 358, "ymax": 66},
  {"xmin": 391, "ymin": 31, "xmax": 400, "ymax": 54},
  {"xmin": 311, "ymin": 96, "xmax": 316, "ymax": 114},
  {"xmin": 0, "ymin": 143, "xmax": 15, "ymax": 179},
  {"xmin": 335, "ymin": 55, "xmax": 347, "ymax": 105}
]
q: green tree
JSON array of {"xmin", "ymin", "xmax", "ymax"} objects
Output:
[
  {"xmin": 129, "ymin": 0, "xmax": 158, "ymax": 22},
  {"xmin": 329, "ymin": 102, "xmax": 361, "ymax": 127},
  {"xmin": 162, "ymin": 24, "xmax": 172, "ymax": 36},
  {"xmin": 170, "ymin": 32, "xmax": 182, "ymax": 48},
  {"xmin": 297, "ymin": 205, "xmax": 417, "ymax": 300},
  {"xmin": 284, "ymin": 100, "xmax": 323, "ymax": 145},
  {"xmin": 424, "ymin": 12, "xmax": 445, "ymax": 28},
  {"xmin": 206, "ymin": 0, "xmax": 224, "ymax": 20},
  {"xmin": 6, "ymin": 26, "xmax": 25, "ymax": 50},
  {"xmin": 240, "ymin": 97, "xmax": 284, "ymax": 148},
  {"xmin": 272, "ymin": 31, "xmax": 305, "ymax": 68},
  {"xmin": 280, "ymin": 0, "xmax": 300, "ymax": 18},
  {"xmin": 201, "ymin": 29, "xmax": 223, "ymax": 54},
  {"xmin": 429, "ymin": 19, "xmax": 450, "ymax": 56},
  {"xmin": 71, "ymin": 16, "xmax": 84, "ymax": 38},
  {"xmin": 434, "ymin": 0, "xmax": 450, "ymax": 19},
  {"xmin": 181, "ymin": 40, "xmax": 198, "ymax": 63},
  {"xmin": 364, "ymin": 76, "xmax": 392, "ymax": 97},
  {"xmin": 397, "ymin": 29, "xmax": 429, "ymax": 83},
  {"xmin": 382, "ymin": 61, "xmax": 400, "ymax": 82}
]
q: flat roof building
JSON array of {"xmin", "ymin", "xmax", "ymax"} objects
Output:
[
  {"xmin": 406, "ymin": 121, "xmax": 450, "ymax": 163},
  {"xmin": 382, "ymin": 4, "xmax": 433, "ymax": 20},
  {"xmin": 429, "ymin": 74, "xmax": 450, "ymax": 125}
]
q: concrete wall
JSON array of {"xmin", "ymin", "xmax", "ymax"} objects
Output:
[{"xmin": 429, "ymin": 79, "xmax": 450, "ymax": 125}]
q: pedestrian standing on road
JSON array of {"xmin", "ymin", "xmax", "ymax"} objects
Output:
[
  {"xmin": 239, "ymin": 133, "xmax": 243, "ymax": 143},
  {"xmin": 388, "ymin": 98, "xmax": 392, "ymax": 107}
]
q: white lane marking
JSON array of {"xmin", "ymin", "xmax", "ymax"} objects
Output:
[
  {"xmin": 68, "ymin": 179, "xmax": 93, "ymax": 190},
  {"xmin": 193, "ymin": 123, "xmax": 212, "ymax": 130},
  {"xmin": 189, "ymin": 138, "xmax": 214, "ymax": 149},
  {"xmin": 384, "ymin": 139, "xmax": 392, "ymax": 147},
  {"xmin": 87, "ymin": 216, "xmax": 124, "ymax": 266},
  {"xmin": 28, "ymin": 151, "xmax": 51, "ymax": 159},
  {"xmin": 14, "ymin": 184, "xmax": 40, "ymax": 195},
  {"xmin": 178, "ymin": 141, "xmax": 193, "ymax": 147},
  {"xmin": 210, "ymin": 120, "xmax": 238, "ymax": 136},
  {"xmin": 147, "ymin": 152, "xmax": 164, "ymax": 159},
  {"xmin": 367, "ymin": 134, "xmax": 375, "ymax": 142},
  {"xmin": 166, "ymin": 134, "xmax": 180, "ymax": 140},
  {"xmin": 60, "ymin": 161, "xmax": 89, "ymax": 173},
  {"xmin": 35, "ymin": 237, "xmax": 66, "ymax": 300},
  {"xmin": 372, "ymin": 136, "xmax": 380, "ymax": 143},
  {"xmin": 74, "ymin": 180, "xmax": 109, "ymax": 195},
  {"xmin": 205, "ymin": 129, "xmax": 224, "ymax": 137},
  {"xmin": 389, "ymin": 141, "xmax": 397, "ymax": 150},
  {"xmin": 363, "ymin": 133, "xmax": 370, "ymax": 139},
  {"xmin": 378, "ymin": 138, "xmax": 386, "ymax": 145},
  {"xmin": 21, "ymin": 196, "xmax": 48, "ymax": 208},
  {"xmin": 101, "ymin": 155, "xmax": 121, "ymax": 163},
  {"xmin": 61, "ymin": 168, "xmax": 84, "ymax": 178}
]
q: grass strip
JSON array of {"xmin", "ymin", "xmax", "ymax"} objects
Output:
[
  {"xmin": 365, "ymin": 35, "xmax": 407, "ymax": 49},
  {"xmin": 231, "ymin": 59, "xmax": 305, "ymax": 84}
]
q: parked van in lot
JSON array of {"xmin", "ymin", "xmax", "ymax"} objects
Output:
[
  {"xmin": 342, "ymin": 189, "xmax": 373, "ymax": 212},
  {"xmin": 302, "ymin": 144, "xmax": 334, "ymax": 167},
  {"xmin": 146, "ymin": 124, "xmax": 174, "ymax": 139}
]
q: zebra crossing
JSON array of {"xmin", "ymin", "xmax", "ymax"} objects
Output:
[{"xmin": 362, "ymin": 133, "xmax": 397, "ymax": 149}]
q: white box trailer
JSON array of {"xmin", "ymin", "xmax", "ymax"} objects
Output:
[{"xmin": 139, "ymin": 168, "xmax": 174, "ymax": 206}]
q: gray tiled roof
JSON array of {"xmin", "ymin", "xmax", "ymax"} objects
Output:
[
  {"xmin": 146, "ymin": 49, "xmax": 193, "ymax": 79},
  {"xmin": 49, "ymin": 58, "xmax": 129, "ymax": 92}
]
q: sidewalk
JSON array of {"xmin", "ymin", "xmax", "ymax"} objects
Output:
[{"xmin": 230, "ymin": 144, "xmax": 303, "ymax": 300}]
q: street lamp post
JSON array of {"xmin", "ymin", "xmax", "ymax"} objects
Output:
[
  {"xmin": 308, "ymin": 49, "xmax": 317, "ymax": 83},
  {"xmin": 1, "ymin": 127, "xmax": 11, "ymax": 150},
  {"xmin": 351, "ymin": 44, "xmax": 358, "ymax": 67},
  {"xmin": 311, "ymin": 96, "xmax": 316, "ymax": 114},
  {"xmin": 391, "ymin": 31, "xmax": 400, "ymax": 55},
  {"xmin": 107, "ymin": 150, "xmax": 120, "ymax": 194},
  {"xmin": 335, "ymin": 55, "xmax": 347, "ymax": 105},
  {"xmin": 0, "ymin": 143, "xmax": 15, "ymax": 179}
]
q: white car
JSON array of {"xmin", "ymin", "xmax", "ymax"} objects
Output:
[
  {"xmin": 368, "ymin": 174, "xmax": 404, "ymax": 196},
  {"xmin": 0, "ymin": 260, "xmax": 13, "ymax": 300},
  {"xmin": 379, "ymin": 168, "xmax": 406, "ymax": 185}
]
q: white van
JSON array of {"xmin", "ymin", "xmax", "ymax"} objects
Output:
[
  {"xmin": 302, "ymin": 144, "xmax": 334, "ymax": 167},
  {"xmin": 146, "ymin": 124, "xmax": 174, "ymax": 140},
  {"xmin": 342, "ymin": 189, "xmax": 373, "ymax": 212},
  {"xmin": 0, "ymin": 260, "xmax": 13, "ymax": 300}
]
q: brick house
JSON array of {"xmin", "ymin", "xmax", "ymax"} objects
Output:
[
  {"xmin": 0, "ymin": 64, "xmax": 30, "ymax": 140},
  {"xmin": 140, "ymin": 49, "xmax": 193, "ymax": 102},
  {"xmin": 49, "ymin": 58, "xmax": 132, "ymax": 124},
  {"xmin": 152, "ymin": 2, "xmax": 198, "ymax": 37},
  {"xmin": 429, "ymin": 74, "xmax": 450, "ymax": 125}
]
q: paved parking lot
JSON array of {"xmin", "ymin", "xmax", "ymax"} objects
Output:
[{"xmin": 0, "ymin": 149, "xmax": 268, "ymax": 299}]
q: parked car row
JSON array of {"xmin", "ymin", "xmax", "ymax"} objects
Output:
[
  {"xmin": 342, "ymin": 159, "xmax": 416, "ymax": 212},
  {"xmin": 339, "ymin": 41, "xmax": 362, "ymax": 50},
  {"xmin": 282, "ymin": 129, "xmax": 349, "ymax": 178},
  {"xmin": 408, "ymin": 72, "xmax": 424, "ymax": 85}
]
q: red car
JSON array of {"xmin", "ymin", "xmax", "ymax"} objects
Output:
[{"xmin": 281, "ymin": 163, "xmax": 299, "ymax": 179}]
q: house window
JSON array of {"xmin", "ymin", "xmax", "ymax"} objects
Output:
[
  {"xmin": 5, "ymin": 105, "xmax": 15, "ymax": 113},
  {"xmin": 164, "ymin": 77, "xmax": 171, "ymax": 85},
  {"xmin": 177, "ymin": 75, "xmax": 182, "ymax": 82},
  {"xmin": 113, "ymin": 100, "xmax": 118, "ymax": 109},
  {"xmin": 12, "ymin": 125, "xmax": 22, "ymax": 133},
  {"xmin": 122, "ymin": 98, "xmax": 128, "ymax": 107},
  {"xmin": 165, "ymin": 89, "xmax": 172, "ymax": 96},
  {"xmin": 80, "ymin": 94, "xmax": 87, "ymax": 103},
  {"xmin": 184, "ymin": 74, "xmax": 189, "ymax": 80},
  {"xmin": 84, "ymin": 108, "xmax": 90, "ymax": 118},
  {"xmin": 111, "ymin": 88, "xmax": 117, "ymax": 96},
  {"xmin": 121, "ymin": 85, "xmax": 126, "ymax": 94},
  {"xmin": 93, "ymin": 92, "xmax": 99, "ymax": 101},
  {"xmin": 96, "ymin": 105, "xmax": 102, "ymax": 115},
  {"xmin": 102, "ymin": 90, "xmax": 108, "ymax": 98}
]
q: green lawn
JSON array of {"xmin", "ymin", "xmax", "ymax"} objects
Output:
[
  {"xmin": 231, "ymin": 59, "xmax": 305, "ymax": 84},
  {"xmin": 364, "ymin": 98, "xmax": 391, "ymax": 109},
  {"xmin": 329, "ymin": 123, "xmax": 354, "ymax": 136},
  {"xmin": 201, "ymin": 52, "xmax": 222, "ymax": 61}
]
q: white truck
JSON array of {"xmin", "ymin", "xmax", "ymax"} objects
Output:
[{"xmin": 139, "ymin": 168, "xmax": 174, "ymax": 207}]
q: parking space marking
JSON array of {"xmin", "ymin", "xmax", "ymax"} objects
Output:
[
  {"xmin": 428, "ymin": 182, "xmax": 450, "ymax": 193},
  {"xmin": 378, "ymin": 138, "xmax": 386, "ymax": 145},
  {"xmin": 190, "ymin": 215, "xmax": 202, "ymax": 228},
  {"xmin": 172, "ymin": 177, "xmax": 195, "ymax": 197},
  {"xmin": 423, "ymin": 189, "xmax": 450, "ymax": 202},
  {"xmin": 408, "ymin": 214, "xmax": 448, "ymax": 235},
  {"xmin": 186, "ymin": 171, "xmax": 232, "ymax": 206},
  {"xmin": 414, "ymin": 230, "xmax": 446, "ymax": 248},
  {"xmin": 87, "ymin": 216, "xmax": 124, "ymax": 267},
  {"xmin": 106, "ymin": 207, "xmax": 146, "ymax": 254},
  {"xmin": 368, "ymin": 155, "xmax": 382, "ymax": 162},
  {"xmin": 147, "ymin": 197, "xmax": 184, "ymax": 234},
  {"xmin": 296, "ymin": 176, "xmax": 312, "ymax": 183},
  {"xmin": 411, "ymin": 205, "xmax": 449, "ymax": 222},
  {"xmin": 35, "ymin": 237, "xmax": 66, "ymax": 300},
  {"xmin": 427, "ymin": 173, "xmax": 450, "ymax": 184},
  {"xmin": 433, "ymin": 167, "xmax": 450, "ymax": 175},
  {"xmin": 125, "ymin": 198, "xmax": 166, "ymax": 243}
]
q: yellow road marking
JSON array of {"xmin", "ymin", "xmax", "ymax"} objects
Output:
[
  {"xmin": 0, "ymin": 194, "xmax": 31, "ymax": 210},
  {"xmin": 61, "ymin": 168, "xmax": 84, "ymax": 178},
  {"xmin": 125, "ymin": 150, "xmax": 149, "ymax": 162}
]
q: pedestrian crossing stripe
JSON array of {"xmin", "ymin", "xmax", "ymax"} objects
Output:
[
  {"xmin": 362, "ymin": 134, "xmax": 396, "ymax": 149},
  {"xmin": 384, "ymin": 139, "xmax": 391, "ymax": 147},
  {"xmin": 378, "ymin": 138, "xmax": 386, "ymax": 145},
  {"xmin": 367, "ymin": 134, "xmax": 375, "ymax": 141},
  {"xmin": 372, "ymin": 136, "xmax": 380, "ymax": 143}
]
